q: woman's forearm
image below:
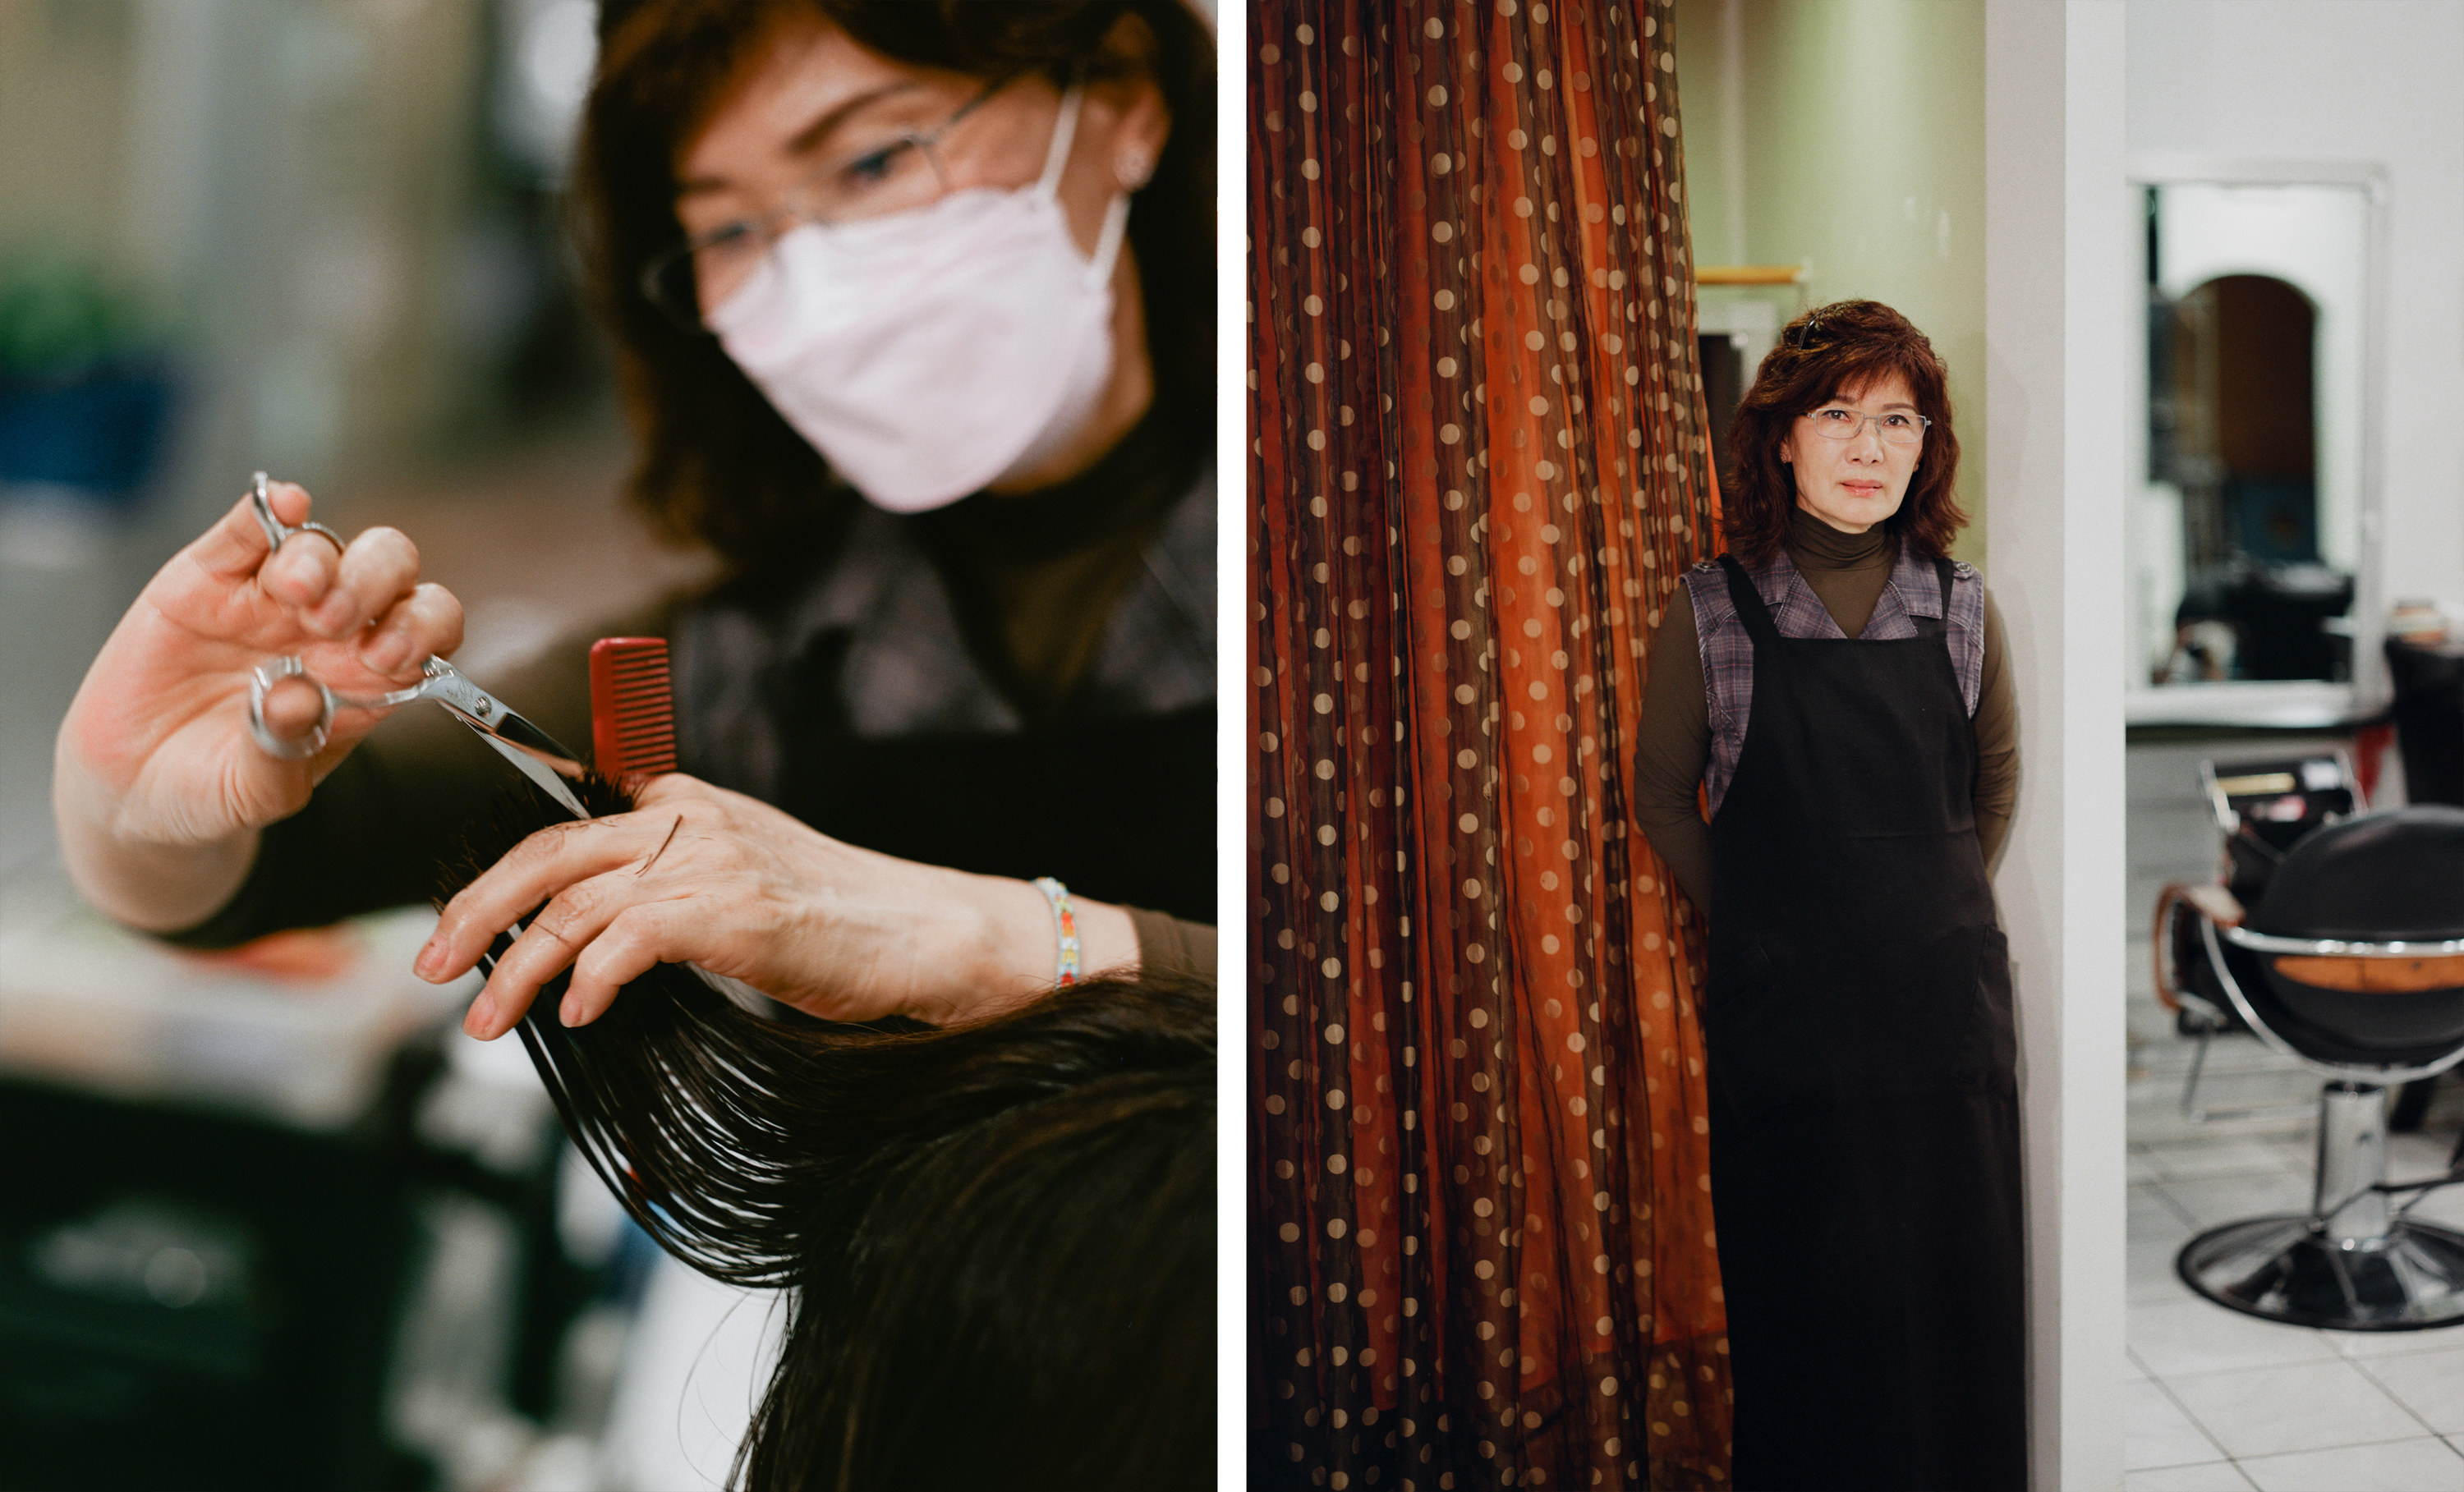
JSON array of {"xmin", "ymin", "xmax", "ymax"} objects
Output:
[
  {"xmin": 53, "ymin": 736, "xmax": 260, "ymax": 934},
  {"xmin": 957, "ymin": 871, "xmax": 1142, "ymax": 1020}
]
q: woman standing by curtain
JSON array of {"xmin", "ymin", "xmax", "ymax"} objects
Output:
[
  {"xmin": 1632, "ymin": 301, "xmax": 2024, "ymax": 1490},
  {"xmin": 1252, "ymin": 0, "xmax": 1735, "ymax": 1485}
]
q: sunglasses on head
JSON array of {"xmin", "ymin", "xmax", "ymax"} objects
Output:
[{"xmin": 1786, "ymin": 312, "xmax": 1829, "ymax": 351}]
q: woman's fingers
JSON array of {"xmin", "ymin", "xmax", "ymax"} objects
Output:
[
  {"xmin": 561, "ymin": 903, "xmax": 685, "ymax": 1028},
  {"xmin": 421, "ymin": 816, "xmax": 649, "ymax": 984},
  {"xmin": 359, "ymin": 582, "xmax": 463, "ymax": 679},
  {"xmin": 258, "ymin": 526, "xmax": 343, "ymax": 612},
  {"xmin": 185, "ymin": 481, "xmax": 424, "ymax": 653},
  {"xmin": 459, "ymin": 867, "xmax": 647, "ymax": 1040},
  {"xmin": 201, "ymin": 480, "xmax": 343, "ymax": 613},
  {"xmin": 425, "ymin": 782, "xmax": 752, "ymax": 1040},
  {"xmin": 303, "ymin": 525, "xmax": 420, "ymax": 639},
  {"xmin": 191, "ymin": 479, "xmax": 310, "ymax": 583},
  {"xmin": 255, "ymin": 672, "xmax": 329, "ymax": 742}
]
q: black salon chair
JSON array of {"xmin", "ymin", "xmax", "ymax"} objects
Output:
[
  {"xmin": 2167, "ymin": 806, "xmax": 2464, "ymax": 1329},
  {"xmin": 2153, "ymin": 754, "xmax": 2358, "ymax": 1120},
  {"xmin": 2225, "ymin": 562, "xmax": 2355, "ymax": 681}
]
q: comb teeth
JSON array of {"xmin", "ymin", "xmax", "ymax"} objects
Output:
[{"xmin": 590, "ymin": 637, "xmax": 678, "ymax": 781}]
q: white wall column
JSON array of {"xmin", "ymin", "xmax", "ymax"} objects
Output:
[{"xmin": 1984, "ymin": 2, "xmax": 2130, "ymax": 1488}]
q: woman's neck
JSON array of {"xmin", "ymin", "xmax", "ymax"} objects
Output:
[{"xmin": 1786, "ymin": 504, "xmax": 1892, "ymax": 572}]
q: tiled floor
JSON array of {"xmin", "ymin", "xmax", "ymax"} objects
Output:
[{"xmin": 2124, "ymin": 741, "xmax": 2464, "ymax": 1491}]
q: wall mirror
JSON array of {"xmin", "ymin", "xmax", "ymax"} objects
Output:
[{"xmin": 2126, "ymin": 166, "xmax": 2386, "ymax": 727}]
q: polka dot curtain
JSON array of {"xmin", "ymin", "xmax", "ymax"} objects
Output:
[{"xmin": 1248, "ymin": 1, "xmax": 1732, "ymax": 1486}]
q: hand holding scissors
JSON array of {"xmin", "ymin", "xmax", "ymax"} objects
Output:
[
  {"xmin": 55, "ymin": 471, "xmax": 468, "ymax": 929},
  {"xmin": 246, "ymin": 652, "xmax": 589, "ymax": 819},
  {"xmin": 236, "ymin": 471, "xmax": 588, "ymax": 817}
]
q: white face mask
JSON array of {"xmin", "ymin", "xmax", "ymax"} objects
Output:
[{"xmin": 707, "ymin": 85, "xmax": 1129, "ymax": 514}]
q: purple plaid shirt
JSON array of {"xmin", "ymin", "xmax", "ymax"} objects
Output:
[{"xmin": 1683, "ymin": 545, "xmax": 1985, "ymax": 817}]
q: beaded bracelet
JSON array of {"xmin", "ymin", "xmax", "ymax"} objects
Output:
[{"xmin": 1032, "ymin": 876, "xmax": 1081, "ymax": 987}]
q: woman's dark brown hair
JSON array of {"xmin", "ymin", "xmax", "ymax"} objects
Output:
[
  {"xmin": 577, "ymin": 0, "xmax": 1216, "ymax": 575},
  {"xmin": 447, "ymin": 774, "xmax": 1215, "ymax": 1491},
  {"xmin": 1725, "ymin": 299, "xmax": 1967, "ymax": 565}
]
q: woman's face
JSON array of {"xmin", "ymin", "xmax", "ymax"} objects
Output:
[
  {"xmin": 673, "ymin": 15, "xmax": 1167, "ymax": 314},
  {"xmin": 1778, "ymin": 370, "xmax": 1924, "ymax": 535},
  {"xmin": 672, "ymin": 12, "xmax": 1170, "ymax": 494}
]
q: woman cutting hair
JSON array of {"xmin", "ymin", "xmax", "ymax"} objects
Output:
[
  {"xmin": 1631, "ymin": 301, "xmax": 2023, "ymax": 1490},
  {"xmin": 52, "ymin": 2, "xmax": 1215, "ymax": 1481},
  {"xmin": 56, "ymin": 0, "xmax": 1214, "ymax": 1025}
]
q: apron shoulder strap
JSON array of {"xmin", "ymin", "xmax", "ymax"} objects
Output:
[{"xmin": 1717, "ymin": 553, "xmax": 1783, "ymax": 645}]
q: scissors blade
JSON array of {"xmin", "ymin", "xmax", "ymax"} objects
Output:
[
  {"xmin": 483, "ymin": 705, "xmax": 586, "ymax": 770},
  {"xmin": 444, "ymin": 711, "xmax": 590, "ymax": 819},
  {"xmin": 409, "ymin": 658, "xmax": 592, "ymax": 820},
  {"xmin": 474, "ymin": 726, "xmax": 591, "ymax": 819}
]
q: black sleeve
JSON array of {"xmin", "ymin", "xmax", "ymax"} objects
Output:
[{"xmin": 157, "ymin": 705, "xmax": 546, "ymax": 948}]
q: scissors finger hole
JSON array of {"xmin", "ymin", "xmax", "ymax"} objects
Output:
[
  {"xmin": 250, "ymin": 472, "xmax": 347, "ymax": 558},
  {"xmin": 287, "ymin": 522, "xmax": 347, "ymax": 555},
  {"xmin": 246, "ymin": 657, "xmax": 336, "ymax": 760}
]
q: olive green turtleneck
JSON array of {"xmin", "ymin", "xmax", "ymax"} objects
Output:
[{"xmin": 1632, "ymin": 507, "xmax": 2018, "ymax": 909}]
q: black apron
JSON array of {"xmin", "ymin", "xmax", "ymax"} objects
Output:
[{"xmin": 1703, "ymin": 555, "xmax": 2025, "ymax": 1491}]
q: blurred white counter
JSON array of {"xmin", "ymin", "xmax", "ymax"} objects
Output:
[{"xmin": 0, "ymin": 856, "xmax": 476, "ymax": 1128}]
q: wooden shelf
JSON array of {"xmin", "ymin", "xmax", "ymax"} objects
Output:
[{"xmin": 1696, "ymin": 265, "xmax": 1806, "ymax": 287}]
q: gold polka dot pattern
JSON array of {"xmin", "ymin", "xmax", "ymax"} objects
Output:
[{"xmin": 1251, "ymin": 2, "xmax": 1732, "ymax": 1486}]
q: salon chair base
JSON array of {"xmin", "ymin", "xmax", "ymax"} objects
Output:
[{"xmin": 2178, "ymin": 1216, "xmax": 2464, "ymax": 1331}]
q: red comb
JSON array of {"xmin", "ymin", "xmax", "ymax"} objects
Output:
[{"xmin": 590, "ymin": 637, "xmax": 677, "ymax": 781}]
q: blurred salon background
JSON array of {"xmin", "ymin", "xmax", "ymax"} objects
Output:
[{"xmin": 0, "ymin": 2, "xmax": 715, "ymax": 1488}]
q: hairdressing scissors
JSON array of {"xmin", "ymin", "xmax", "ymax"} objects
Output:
[{"xmin": 243, "ymin": 471, "xmax": 590, "ymax": 821}]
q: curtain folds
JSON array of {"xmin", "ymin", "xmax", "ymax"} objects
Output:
[{"xmin": 1250, "ymin": 2, "xmax": 1733, "ymax": 1486}]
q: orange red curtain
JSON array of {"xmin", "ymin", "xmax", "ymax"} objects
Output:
[{"xmin": 1248, "ymin": 1, "xmax": 1732, "ymax": 1485}]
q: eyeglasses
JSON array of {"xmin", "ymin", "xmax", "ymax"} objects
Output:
[
  {"xmin": 639, "ymin": 73, "xmax": 1019, "ymax": 328},
  {"xmin": 1802, "ymin": 406, "xmax": 1931, "ymax": 448}
]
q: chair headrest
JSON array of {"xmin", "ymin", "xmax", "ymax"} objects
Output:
[{"xmin": 2251, "ymin": 806, "xmax": 2464, "ymax": 943}]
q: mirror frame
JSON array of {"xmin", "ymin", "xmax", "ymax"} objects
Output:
[{"xmin": 2122, "ymin": 156, "xmax": 2391, "ymax": 729}]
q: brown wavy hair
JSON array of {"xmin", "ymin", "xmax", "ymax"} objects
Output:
[
  {"xmin": 577, "ymin": 0, "xmax": 1216, "ymax": 577},
  {"xmin": 1724, "ymin": 299, "xmax": 1966, "ymax": 566}
]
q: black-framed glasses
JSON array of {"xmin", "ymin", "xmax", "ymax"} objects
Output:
[
  {"xmin": 638, "ymin": 72, "xmax": 1021, "ymax": 328},
  {"xmin": 1802, "ymin": 406, "xmax": 1931, "ymax": 448}
]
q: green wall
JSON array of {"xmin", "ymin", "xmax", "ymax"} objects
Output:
[{"xmin": 1672, "ymin": 0, "xmax": 1989, "ymax": 567}]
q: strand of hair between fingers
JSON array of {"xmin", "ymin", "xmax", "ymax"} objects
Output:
[{"xmin": 636, "ymin": 815, "xmax": 684, "ymax": 876}]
